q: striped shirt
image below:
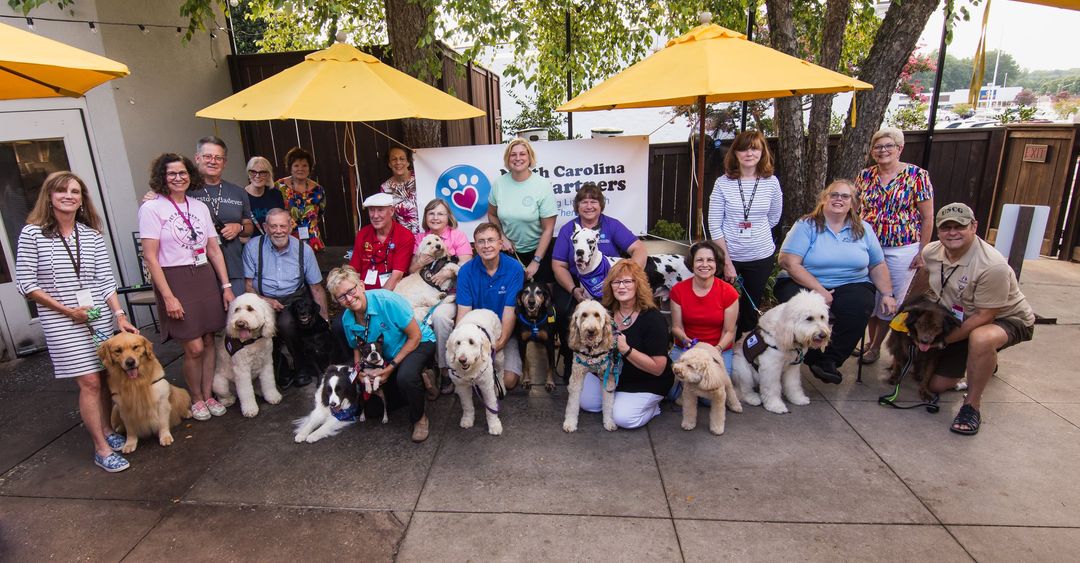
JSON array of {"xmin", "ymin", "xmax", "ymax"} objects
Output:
[
  {"xmin": 16, "ymin": 223, "xmax": 118, "ymax": 378},
  {"xmin": 707, "ymin": 175, "xmax": 783, "ymax": 261}
]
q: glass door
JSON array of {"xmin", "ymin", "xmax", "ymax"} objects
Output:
[{"xmin": 0, "ymin": 109, "xmax": 111, "ymax": 358}]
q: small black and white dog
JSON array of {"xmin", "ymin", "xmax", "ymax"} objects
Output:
[
  {"xmin": 293, "ymin": 365, "xmax": 361, "ymax": 443},
  {"xmin": 290, "ymin": 296, "xmax": 334, "ymax": 373},
  {"xmin": 355, "ymin": 336, "xmax": 389, "ymax": 424},
  {"xmin": 515, "ymin": 280, "xmax": 557, "ymax": 391}
]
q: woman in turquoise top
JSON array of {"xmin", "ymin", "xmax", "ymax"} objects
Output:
[
  {"xmin": 775, "ymin": 180, "xmax": 896, "ymax": 384},
  {"xmin": 487, "ymin": 138, "xmax": 557, "ymax": 282},
  {"xmin": 326, "ymin": 265, "xmax": 437, "ymax": 443}
]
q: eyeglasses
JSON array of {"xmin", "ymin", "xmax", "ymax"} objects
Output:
[
  {"xmin": 248, "ymin": 170, "xmax": 271, "ymax": 176},
  {"xmin": 166, "ymin": 171, "xmax": 190, "ymax": 179},
  {"xmin": 334, "ymin": 285, "xmax": 361, "ymax": 304},
  {"xmin": 200, "ymin": 154, "xmax": 226, "ymax": 163},
  {"xmin": 610, "ymin": 279, "xmax": 635, "ymax": 287},
  {"xmin": 827, "ymin": 192, "xmax": 853, "ymax": 201},
  {"xmin": 872, "ymin": 143, "xmax": 897, "ymax": 152},
  {"xmin": 475, "ymin": 237, "xmax": 500, "ymax": 247}
]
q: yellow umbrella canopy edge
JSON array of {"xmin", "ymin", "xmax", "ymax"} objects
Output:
[
  {"xmin": 196, "ymin": 42, "xmax": 484, "ymax": 122},
  {"xmin": 0, "ymin": 21, "xmax": 129, "ymax": 99}
]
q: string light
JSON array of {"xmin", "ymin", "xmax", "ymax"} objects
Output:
[
  {"xmin": 25, "ymin": 17, "xmax": 33, "ymax": 31},
  {"xmin": 0, "ymin": 14, "xmax": 259, "ymax": 40}
]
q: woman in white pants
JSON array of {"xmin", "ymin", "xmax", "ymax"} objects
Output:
[{"xmin": 578, "ymin": 260, "xmax": 673, "ymax": 429}]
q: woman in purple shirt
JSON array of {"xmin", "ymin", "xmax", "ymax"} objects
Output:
[{"xmin": 551, "ymin": 182, "xmax": 647, "ymax": 379}]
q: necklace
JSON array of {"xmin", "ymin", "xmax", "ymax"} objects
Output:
[{"xmin": 617, "ymin": 309, "xmax": 636, "ymax": 327}]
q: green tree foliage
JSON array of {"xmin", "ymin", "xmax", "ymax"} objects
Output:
[
  {"xmin": 888, "ymin": 101, "xmax": 929, "ymax": 130},
  {"xmin": 912, "ymin": 49, "xmax": 1022, "ymax": 92},
  {"xmin": 502, "ymin": 93, "xmax": 568, "ymax": 141},
  {"xmin": 1052, "ymin": 97, "xmax": 1079, "ymax": 120},
  {"xmin": 951, "ymin": 102, "xmax": 974, "ymax": 117}
]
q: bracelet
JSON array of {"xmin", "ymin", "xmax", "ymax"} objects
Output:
[
  {"xmin": 622, "ymin": 346, "xmax": 633, "ymax": 358},
  {"xmin": 388, "ymin": 358, "xmax": 398, "ymax": 368},
  {"xmin": 222, "ymin": 283, "xmax": 232, "ymax": 290},
  {"xmin": 113, "ymin": 309, "xmax": 127, "ymax": 317}
]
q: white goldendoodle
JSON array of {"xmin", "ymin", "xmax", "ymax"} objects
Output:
[
  {"xmin": 562, "ymin": 299, "xmax": 619, "ymax": 433},
  {"xmin": 671, "ymin": 342, "xmax": 743, "ymax": 435},
  {"xmin": 731, "ymin": 290, "xmax": 831, "ymax": 414},
  {"xmin": 212, "ymin": 292, "xmax": 281, "ymax": 417},
  {"xmin": 446, "ymin": 308, "xmax": 505, "ymax": 435},
  {"xmin": 395, "ymin": 233, "xmax": 459, "ymax": 316}
]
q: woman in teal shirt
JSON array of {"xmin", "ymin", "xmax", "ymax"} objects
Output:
[
  {"xmin": 326, "ymin": 265, "xmax": 437, "ymax": 443},
  {"xmin": 487, "ymin": 138, "xmax": 557, "ymax": 282}
]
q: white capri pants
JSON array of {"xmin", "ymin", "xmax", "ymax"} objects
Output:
[
  {"xmin": 874, "ymin": 242, "xmax": 920, "ymax": 320},
  {"xmin": 579, "ymin": 372, "xmax": 663, "ymax": 429}
]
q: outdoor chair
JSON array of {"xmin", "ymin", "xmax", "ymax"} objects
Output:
[{"xmin": 116, "ymin": 232, "xmax": 158, "ymax": 332}]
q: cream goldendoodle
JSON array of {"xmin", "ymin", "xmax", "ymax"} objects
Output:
[
  {"xmin": 212, "ymin": 292, "xmax": 281, "ymax": 417},
  {"xmin": 731, "ymin": 290, "xmax": 831, "ymax": 414},
  {"xmin": 395, "ymin": 233, "xmax": 459, "ymax": 313},
  {"xmin": 446, "ymin": 308, "xmax": 505, "ymax": 436},
  {"xmin": 562, "ymin": 299, "xmax": 619, "ymax": 432},
  {"xmin": 671, "ymin": 342, "xmax": 743, "ymax": 435}
]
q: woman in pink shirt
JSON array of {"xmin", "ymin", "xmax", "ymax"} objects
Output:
[
  {"xmin": 409, "ymin": 198, "xmax": 473, "ymax": 395},
  {"xmin": 139, "ymin": 154, "xmax": 234, "ymax": 422}
]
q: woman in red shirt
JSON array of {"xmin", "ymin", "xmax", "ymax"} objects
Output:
[{"xmin": 670, "ymin": 241, "xmax": 740, "ymax": 374}]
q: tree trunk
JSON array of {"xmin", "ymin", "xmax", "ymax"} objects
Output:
[
  {"xmin": 805, "ymin": 0, "xmax": 851, "ymax": 196},
  {"xmin": 830, "ymin": 0, "xmax": 939, "ymax": 182},
  {"xmin": 384, "ymin": 0, "xmax": 441, "ymax": 148},
  {"xmin": 765, "ymin": 0, "xmax": 807, "ymax": 228}
]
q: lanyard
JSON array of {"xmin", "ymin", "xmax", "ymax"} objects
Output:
[
  {"xmin": 59, "ymin": 225, "xmax": 81, "ymax": 280},
  {"xmin": 940, "ymin": 264, "xmax": 961, "ymax": 291},
  {"xmin": 369, "ymin": 238, "xmax": 394, "ymax": 270},
  {"xmin": 737, "ymin": 177, "xmax": 760, "ymax": 223},
  {"xmin": 168, "ymin": 196, "xmax": 199, "ymax": 242}
]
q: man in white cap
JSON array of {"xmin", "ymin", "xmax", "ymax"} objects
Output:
[
  {"xmin": 910, "ymin": 202, "xmax": 1035, "ymax": 436},
  {"xmin": 348, "ymin": 192, "xmax": 415, "ymax": 291}
]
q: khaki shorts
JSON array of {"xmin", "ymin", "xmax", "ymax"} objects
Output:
[{"xmin": 936, "ymin": 318, "xmax": 1034, "ymax": 378}]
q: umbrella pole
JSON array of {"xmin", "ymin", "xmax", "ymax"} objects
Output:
[{"xmin": 695, "ymin": 95, "xmax": 706, "ymax": 241}]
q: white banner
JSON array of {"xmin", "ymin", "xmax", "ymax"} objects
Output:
[{"xmin": 414, "ymin": 136, "xmax": 650, "ymax": 239}]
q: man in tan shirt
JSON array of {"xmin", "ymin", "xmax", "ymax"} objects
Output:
[{"xmin": 910, "ymin": 202, "xmax": 1035, "ymax": 435}]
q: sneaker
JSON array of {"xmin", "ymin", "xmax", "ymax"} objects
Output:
[
  {"xmin": 94, "ymin": 452, "xmax": 130, "ymax": 473},
  {"xmin": 205, "ymin": 398, "xmax": 227, "ymax": 417},
  {"xmin": 411, "ymin": 415, "xmax": 430, "ymax": 443},
  {"xmin": 191, "ymin": 401, "xmax": 212, "ymax": 421},
  {"xmin": 104, "ymin": 432, "xmax": 126, "ymax": 452},
  {"xmin": 809, "ymin": 360, "xmax": 843, "ymax": 385}
]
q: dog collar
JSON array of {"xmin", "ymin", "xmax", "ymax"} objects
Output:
[
  {"xmin": 517, "ymin": 312, "xmax": 547, "ymax": 341},
  {"xmin": 330, "ymin": 404, "xmax": 358, "ymax": 422},
  {"xmin": 224, "ymin": 336, "xmax": 261, "ymax": 357}
]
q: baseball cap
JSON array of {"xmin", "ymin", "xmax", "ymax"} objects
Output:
[
  {"xmin": 362, "ymin": 192, "xmax": 395, "ymax": 208},
  {"xmin": 935, "ymin": 202, "xmax": 975, "ymax": 227}
]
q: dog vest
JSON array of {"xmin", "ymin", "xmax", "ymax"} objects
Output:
[
  {"xmin": 420, "ymin": 256, "xmax": 451, "ymax": 291},
  {"xmin": 742, "ymin": 328, "xmax": 806, "ymax": 369},
  {"xmin": 224, "ymin": 336, "xmax": 260, "ymax": 357},
  {"xmin": 577, "ymin": 258, "xmax": 612, "ymax": 299}
]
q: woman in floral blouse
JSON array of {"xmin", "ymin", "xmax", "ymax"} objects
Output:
[
  {"xmin": 381, "ymin": 146, "xmax": 419, "ymax": 234},
  {"xmin": 855, "ymin": 127, "xmax": 934, "ymax": 364},
  {"xmin": 277, "ymin": 146, "xmax": 326, "ymax": 251}
]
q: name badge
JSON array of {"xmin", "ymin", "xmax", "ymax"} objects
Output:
[
  {"xmin": 298, "ymin": 226, "xmax": 310, "ymax": 240},
  {"xmin": 363, "ymin": 268, "xmax": 378, "ymax": 286},
  {"xmin": 378, "ymin": 272, "xmax": 391, "ymax": 286},
  {"xmin": 75, "ymin": 288, "xmax": 95, "ymax": 308},
  {"xmin": 194, "ymin": 246, "xmax": 208, "ymax": 266},
  {"xmin": 738, "ymin": 228, "xmax": 752, "ymax": 240},
  {"xmin": 951, "ymin": 304, "xmax": 964, "ymax": 322}
]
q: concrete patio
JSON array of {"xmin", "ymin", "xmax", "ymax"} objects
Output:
[{"xmin": 1, "ymin": 258, "xmax": 1078, "ymax": 562}]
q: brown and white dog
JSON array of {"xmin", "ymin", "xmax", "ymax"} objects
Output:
[
  {"xmin": 671, "ymin": 342, "xmax": 743, "ymax": 435},
  {"xmin": 886, "ymin": 295, "xmax": 962, "ymax": 400},
  {"xmin": 562, "ymin": 300, "xmax": 619, "ymax": 432},
  {"xmin": 98, "ymin": 332, "xmax": 192, "ymax": 453}
]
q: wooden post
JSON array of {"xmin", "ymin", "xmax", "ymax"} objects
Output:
[
  {"xmin": 695, "ymin": 95, "xmax": 706, "ymax": 241},
  {"xmin": 1007, "ymin": 205, "xmax": 1034, "ymax": 280}
]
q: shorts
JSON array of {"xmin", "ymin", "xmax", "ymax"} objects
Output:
[{"xmin": 936, "ymin": 318, "xmax": 1034, "ymax": 378}]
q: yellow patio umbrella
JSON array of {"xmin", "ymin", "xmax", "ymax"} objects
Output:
[
  {"xmin": 558, "ymin": 22, "xmax": 872, "ymax": 238},
  {"xmin": 0, "ymin": 21, "xmax": 129, "ymax": 99},
  {"xmin": 196, "ymin": 42, "xmax": 485, "ymax": 121}
]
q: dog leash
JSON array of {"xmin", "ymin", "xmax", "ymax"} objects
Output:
[
  {"xmin": 448, "ymin": 367, "xmax": 500, "ymax": 414},
  {"xmin": 734, "ymin": 275, "xmax": 763, "ymax": 316},
  {"xmin": 421, "ymin": 295, "xmax": 450, "ymax": 326},
  {"xmin": 878, "ymin": 342, "xmax": 941, "ymax": 413}
]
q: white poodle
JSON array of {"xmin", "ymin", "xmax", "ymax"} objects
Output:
[
  {"xmin": 671, "ymin": 342, "xmax": 743, "ymax": 435},
  {"xmin": 731, "ymin": 290, "xmax": 831, "ymax": 414},
  {"xmin": 212, "ymin": 292, "xmax": 281, "ymax": 417},
  {"xmin": 446, "ymin": 308, "xmax": 505, "ymax": 435},
  {"xmin": 395, "ymin": 233, "xmax": 459, "ymax": 316},
  {"xmin": 562, "ymin": 299, "xmax": 619, "ymax": 433}
]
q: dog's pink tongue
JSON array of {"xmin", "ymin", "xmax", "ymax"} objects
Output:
[
  {"xmin": 126, "ymin": 367, "xmax": 139, "ymax": 379},
  {"xmin": 239, "ymin": 329, "xmax": 252, "ymax": 340},
  {"xmin": 917, "ymin": 342, "xmax": 933, "ymax": 352}
]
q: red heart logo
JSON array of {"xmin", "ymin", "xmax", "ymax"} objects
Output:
[{"xmin": 451, "ymin": 186, "xmax": 478, "ymax": 212}]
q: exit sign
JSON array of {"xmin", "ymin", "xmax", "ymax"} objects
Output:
[{"xmin": 1023, "ymin": 144, "xmax": 1048, "ymax": 163}]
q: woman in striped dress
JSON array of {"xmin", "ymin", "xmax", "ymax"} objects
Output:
[
  {"xmin": 707, "ymin": 130, "xmax": 783, "ymax": 337},
  {"xmin": 16, "ymin": 171, "xmax": 138, "ymax": 473}
]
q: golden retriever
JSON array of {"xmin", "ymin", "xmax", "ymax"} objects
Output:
[
  {"xmin": 672, "ymin": 342, "xmax": 743, "ymax": 435},
  {"xmin": 98, "ymin": 332, "xmax": 192, "ymax": 453}
]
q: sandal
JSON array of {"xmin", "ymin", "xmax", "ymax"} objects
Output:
[
  {"xmin": 859, "ymin": 348, "xmax": 880, "ymax": 364},
  {"xmin": 950, "ymin": 404, "xmax": 981, "ymax": 435}
]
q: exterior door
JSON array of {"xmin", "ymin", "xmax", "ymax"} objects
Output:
[{"xmin": 0, "ymin": 108, "xmax": 111, "ymax": 358}]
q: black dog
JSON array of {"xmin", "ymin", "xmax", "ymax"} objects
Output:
[
  {"xmin": 290, "ymin": 297, "xmax": 335, "ymax": 376},
  {"xmin": 515, "ymin": 280, "xmax": 557, "ymax": 391}
]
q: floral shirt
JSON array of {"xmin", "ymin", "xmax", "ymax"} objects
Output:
[
  {"xmin": 381, "ymin": 175, "xmax": 420, "ymax": 234},
  {"xmin": 857, "ymin": 163, "xmax": 933, "ymax": 248},
  {"xmin": 277, "ymin": 178, "xmax": 326, "ymax": 252}
]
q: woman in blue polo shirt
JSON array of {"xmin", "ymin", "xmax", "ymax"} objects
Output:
[
  {"xmin": 775, "ymin": 179, "xmax": 896, "ymax": 385},
  {"xmin": 326, "ymin": 265, "xmax": 437, "ymax": 443}
]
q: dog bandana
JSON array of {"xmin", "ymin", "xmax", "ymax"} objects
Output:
[
  {"xmin": 330, "ymin": 404, "xmax": 358, "ymax": 422},
  {"xmin": 224, "ymin": 336, "xmax": 260, "ymax": 357},
  {"xmin": 577, "ymin": 258, "xmax": 612, "ymax": 299},
  {"xmin": 889, "ymin": 311, "xmax": 910, "ymax": 333}
]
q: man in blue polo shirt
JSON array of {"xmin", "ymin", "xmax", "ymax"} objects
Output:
[
  {"xmin": 456, "ymin": 222, "xmax": 525, "ymax": 391},
  {"xmin": 244, "ymin": 208, "xmax": 328, "ymax": 388}
]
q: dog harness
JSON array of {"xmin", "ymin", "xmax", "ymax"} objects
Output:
[
  {"xmin": 330, "ymin": 404, "xmax": 359, "ymax": 422},
  {"xmin": 517, "ymin": 309, "xmax": 554, "ymax": 342},
  {"xmin": 223, "ymin": 336, "xmax": 261, "ymax": 357},
  {"xmin": 742, "ymin": 328, "xmax": 805, "ymax": 370},
  {"xmin": 574, "ymin": 323, "xmax": 624, "ymax": 392},
  {"xmin": 420, "ymin": 256, "xmax": 451, "ymax": 291}
]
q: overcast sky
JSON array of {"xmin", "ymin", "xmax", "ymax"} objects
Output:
[{"xmin": 917, "ymin": 0, "xmax": 1080, "ymax": 71}]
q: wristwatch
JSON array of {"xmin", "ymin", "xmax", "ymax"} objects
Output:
[{"xmin": 532, "ymin": 256, "xmax": 542, "ymax": 264}]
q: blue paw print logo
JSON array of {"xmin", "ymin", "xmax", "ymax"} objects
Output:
[{"xmin": 437, "ymin": 164, "xmax": 490, "ymax": 222}]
